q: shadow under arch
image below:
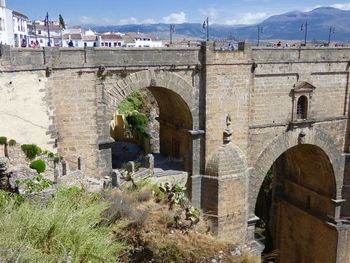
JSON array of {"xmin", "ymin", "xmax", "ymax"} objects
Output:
[
  {"xmin": 250, "ymin": 129, "xmax": 344, "ymax": 262},
  {"xmin": 249, "ymin": 128, "xmax": 344, "ymax": 215}
]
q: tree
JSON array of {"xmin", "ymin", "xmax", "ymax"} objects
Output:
[{"xmin": 59, "ymin": 14, "xmax": 66, "ymax": 29}]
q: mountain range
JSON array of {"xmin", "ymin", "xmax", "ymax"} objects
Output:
[{"xmin": 85, "ymin": 7, "xmax": 350, "ymax": 42}]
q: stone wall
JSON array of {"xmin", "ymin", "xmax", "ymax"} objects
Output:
[
  {"xmin": 0, "ymin": 70, "xmax": 54, "ymax": 150},
  {"xmin": 1, "ymin": 44, "xmax": 350, "ymax": 261}
]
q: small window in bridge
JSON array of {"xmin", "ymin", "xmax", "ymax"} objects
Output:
[{"xmin": 296, "ymin": 96, "xmax": 308, "ymax": 120}]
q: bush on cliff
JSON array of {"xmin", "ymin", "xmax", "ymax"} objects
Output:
[
  {"xmin": 8, "ymin": 139, "xmax": 16, "ymax": 146},
  {"xmin": 0, "ymin": 137, "xmax": 7, "ymax": 145},
  {"xmin": 29, "ymin": 160, "xmax": 46, "ymax": 174},
  {"xmin": 21, "ymin": 144, "xmax": 41, "ymax": 160}
]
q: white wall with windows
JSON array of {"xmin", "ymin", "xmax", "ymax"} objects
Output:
[{"xmin": 0, "ymin": 1, "xmax": 14, "ymax": 45}]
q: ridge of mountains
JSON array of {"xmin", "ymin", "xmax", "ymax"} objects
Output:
[{"xmin": 85, "ymin": 7, "xmax": 350, "ymax": 42}]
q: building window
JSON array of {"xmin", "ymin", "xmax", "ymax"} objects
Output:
[{"xmin": 296, "ymin": 96, "xmax": 308, "ymax": 120}]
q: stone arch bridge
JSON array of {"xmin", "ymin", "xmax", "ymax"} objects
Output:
[{"xmin": 1, "ymin": 43, "xmax": 350, "ymax": 262}]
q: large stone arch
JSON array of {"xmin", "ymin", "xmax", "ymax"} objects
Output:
[
  {"xmin": 96, "ymin": 69, "xmax": 201, "ymax": 178},
  {"xmin": 249, "ymin": 127, "xmax": 344, "ymax": 215}
]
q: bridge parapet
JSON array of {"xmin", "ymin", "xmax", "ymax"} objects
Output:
[
  {"xmin": 252, "ymin": 47, "xmax": 350, "ymax": 63},
  {"xmin": 0, "ymin": 45, "xmax": 201, "ymax": 71}
]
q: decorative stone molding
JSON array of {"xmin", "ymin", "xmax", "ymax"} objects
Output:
[{"xmin": 291, "ymin": 81, "xmax": 316, "ymax": 121}]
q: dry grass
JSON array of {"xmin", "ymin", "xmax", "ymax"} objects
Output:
[{"xmin": 104, "ymin": 182, "xmax": 260, "ymax": 263}]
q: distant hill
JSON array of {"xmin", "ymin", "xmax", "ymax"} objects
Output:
[{"xmin": 85, "ymin": 7, "xmax": 350, "ymax": 42}]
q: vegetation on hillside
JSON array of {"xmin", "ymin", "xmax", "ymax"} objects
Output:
[{"xmin": 0, "ymin": 179, "xmax": 260, "ymax": 263}]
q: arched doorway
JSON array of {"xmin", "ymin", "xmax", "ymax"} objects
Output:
[{"xmin": 254, "ymin": 144, "xmax": 338, "ymax": 262}]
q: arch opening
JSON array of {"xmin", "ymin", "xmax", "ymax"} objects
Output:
[
  {"xmin": 254, "ymin": 144, "xmax": 338, "ymax": 262},
  {"xmin": 109, "ymin": 84, "xmax": 193, "ymax": 174}
]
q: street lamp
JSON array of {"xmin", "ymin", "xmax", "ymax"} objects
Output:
[
  {"xmin": 257, "ymin": 26, "xmax": 263, "ymax": 46},
  {"xmin": 45, "ymin": 12, "xmax": 51, "ymax": 47},
  {"xmin": 170, "ymin": 24, "xmax": 175, "ymax": 45},
  {"xmin": 328, "ymin": 26, "xmax": 335, "ymax": 45},
  {"xmin": 203, "ymin": 17, "xmax": 209, "ymax": 41},
  {"xmin": 301, "ymin": 21, "xmax": 308, "ymax": 46}
]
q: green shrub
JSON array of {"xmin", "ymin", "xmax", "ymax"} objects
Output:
[
  {"xmin": 36, "ymin": 146, "xmax": 42, "ymax": 154},
  {"xmin": 0, "ymin": 137, "xmax": 7, "ymax": 145},
  {"xmin": 0, "ymin": 189, "xmax": 128, "ymax": 262},
  {"xmin": 30, "ymin": 159, "xmax": 46, "ymax": 174},
  {"xmin": 118, "ymin": 91, "xmax": 143, "ymax": 114},
  {"xmin": 16, "ymin": 175, "xmax": 52, "ymax": 194},
  {"xmin": 126, "ymin": 112, "xmax": 148, "ymax": 133},
  {"xmin": 47, "ymin": 152, "xmax": 55, "ymax": 158},
  {"xmin": 21, "ymin": 144, "xmax": 40, "ymax": 160},
  {"xmin": 8, "ymin": 139, "xmax": 16, "ymax": 146}
]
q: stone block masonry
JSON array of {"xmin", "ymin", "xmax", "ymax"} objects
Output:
[{"xmin": 1, "ymin": 43, "xmax": 350, "ymax": 262}]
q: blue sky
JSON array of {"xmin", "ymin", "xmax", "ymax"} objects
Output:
[{"xmin": 6, "ymin": 0, "xmax": 350, "ymax": 26}]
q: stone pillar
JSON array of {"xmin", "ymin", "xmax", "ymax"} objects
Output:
[
  {"xmin": 126, "ymin": 161, "xmax": 135, "ymax": 174},
  {"xmin": 0, "ymin": 157, "xmax": 9, "ymax": 190},
  {"xmin": 145, "ymin": 154, "xmax": 154, "ymax": 176},
  {"xmin": 62, "ymin": 160, "xmax": 67, "ymax": 176},
  {"xmin": 341, "ymin": 154, "xmax": 350, "ymax": 218},
  {"xmin": 78, "ymin": 156, "xmax": 85, "ymax": 175},
  {"xmin": 0, "ymin": 144, "xmax": 5, "ymax": 158},
  {"xmin": 335, "ymin": 224, "xmax": 350, "ymax": 263},
  {"xmin": 54, "ymin": 167, "xmax": 59, "ymax": 183},
  {"xmin": 188, "ymin": 130, "xmax": 205, "ymax": 208},
  {"xmin": 111, "ymin": 170, "xmax": 121, "ymax": 187},
  {"xmin": 201, "ymin": 142, "xmax": 248, "ymax": 244}
]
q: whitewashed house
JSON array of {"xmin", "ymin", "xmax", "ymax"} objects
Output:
[
  {"xmin": 98, "ymin": 33, "xmax": 124, "ymax": 47},
  {"xmin": 12, "ymin": 10, "xmax": 29, "ymax": 47},
  {"xmin": 62, "ymin": 33, "xmax": 83, "ymax": 47},
  {"xmin": 28, "ymin": 21, "xmax": 63, "ymax": 47},
  {"xmin": 0, "ymin": 0, "xmax": 14, "ymax": 45},
  {"xmin": 127, "ymin": 32, "xmax": 163, "ymax": 48},
  {"xmin": 82, "ymin": 29, "xmax": 97, "ymax": 47}
]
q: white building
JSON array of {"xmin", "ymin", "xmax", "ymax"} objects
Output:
[
  {"xmin": 29, "ymin": 21, "xmax": 63, "ymax": 47},
  {"xmin": 12, "ymin": 10, "xmax": 29, "ymax": 47},
  {"xmin": 126, "ymin": 32, "xmax": 163, "ymax": 48},
  {"xmin": 0, "ymin": 0, "xmax": 14, "ymax": 45},
  {"xmin": 62, "ymin": 33, "xmax": 84, "ymax": 47},
  {"xmin": 98, "ymin": 33, "xmax": 124, "ymax": 47}
]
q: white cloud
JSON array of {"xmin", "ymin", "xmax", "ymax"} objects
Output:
[
  {"xmin": 303, "ymin": 5, "xmax": 321, "ymax": 12},
  {"xmin": 118, "ymin": 17, "xmax": 139, "ymax": 25},
  {"xmin": 74, "ymin": 16, "xmax": 141, "ymax": 25},
  {"xmin": 224, "ymin": 12, "xmax": 269, "ymax": 25},
  {"xmin": 331, "ymin": 3, "xmax": 350, "ymax": 10},
  {"xmin": 199, "ymin": 8, "xmax": 219, "ymax": 24},
  {"xmin": 162, "ymin": 11, "xmax": 187, "ymax": 24},
  {"xmin": 142, "ymin": 18, "xmax": 156, "ymax": 24}
]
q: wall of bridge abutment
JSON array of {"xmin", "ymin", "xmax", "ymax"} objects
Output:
[
  {"xmin": 2, "ymin": 44, "xmax": 350, "ymax": 260},
  {"xmin": 199, "ymin": 43, "xmax": 350, "ymax": 260}
]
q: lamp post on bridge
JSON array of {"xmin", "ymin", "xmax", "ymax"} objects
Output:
[
  {"xmin": 45, "ymin": 12, "xmax": 51, "ymax": 47},
  {"xmin": 328, "ymin": 26, "xmax": 335, "ymax": 45},
  {"xmin": 170, "ymin": 24, "xmax": 175, "ymax": 46},
  {"xmin": 257, "ymin": 26, "xmax": 263, "ymax": 46},
  {"xmin": 203, "ymin": 17, "xmax": 209, "ymax": 41},
  {"xmin": 301, "ymin": 21, "xmax": 308, "ymax": 46}
]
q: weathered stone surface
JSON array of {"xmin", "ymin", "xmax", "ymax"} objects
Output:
[{"xmin": 1, "ymin": 43, "xmax": 350, "ymax": 261}]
